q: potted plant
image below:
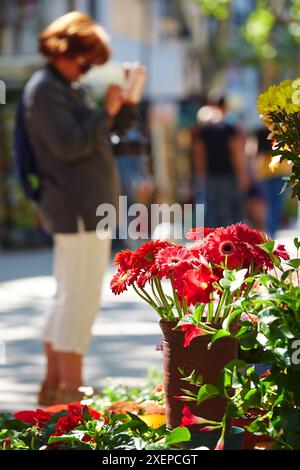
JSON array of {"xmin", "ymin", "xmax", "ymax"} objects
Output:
[
  {"xmin": 180, "ymin": 237, "xmax": 300, "ymax": 450},
  {"xmin": 111, "ymin": 223, "xmax": 288, "ymax": 431}
]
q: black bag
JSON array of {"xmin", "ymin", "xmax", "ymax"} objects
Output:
[{"xmin": 13, "ymin": 93, "xmax": 41, "ymax": 202}]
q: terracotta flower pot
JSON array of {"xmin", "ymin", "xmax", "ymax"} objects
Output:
[{"xmin": 160, "ymin": 320, "xmax": 238, "ymax": 430}]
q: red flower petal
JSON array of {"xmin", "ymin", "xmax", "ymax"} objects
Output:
[{"xmin": 181, "ymin": 324, "xmax": 207, "ymax": 347}]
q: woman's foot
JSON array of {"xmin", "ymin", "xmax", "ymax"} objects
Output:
[
  {"xmin": 55, "ymin": 387, "xmax": 85, "ymax": 404},
  {"xmin": 37, "ymin": 382, "xmax": 58, "ymax": 406}
]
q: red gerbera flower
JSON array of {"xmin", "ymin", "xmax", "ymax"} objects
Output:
[
  {"xmin": 110, "ymin": 267, "xmax": 139, "ymax": 295},
  {"xmin": 114, "ymin": 249, "xmax": 139, "ymax": 270},
  {"xmin": 199, "ymin": 226, "xmax": 244, "ymax": 269},
  {"xmin": 198, "ymin": 223, "xmax": 275, "ymax": 271},
  {"xmin": 181, "ymin": 324, "xmax": 207, "ymax": 347},
  {"xmin": 171, "ymin": 260, "xmax": 200, "ymax": 298},
  {"xmin": 131, "ymin": 240, "xmax": 175, "ymax": 286},
  {"xmin": 186, "ymin": 227, "xmax": 216, "ymax": 240},
  {"xmin": 135, "ymin": 240, "xmax": 174, "ymax": 268},
  {"xmin": 182, "ymin": 264, "xmax": 216, "ymax": 306},
  {"xmin": 155, "ymin": 245, "xmax": 196, "ymax": 277}
]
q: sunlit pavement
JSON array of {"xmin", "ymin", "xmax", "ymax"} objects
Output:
[{"xmin": 0, "ymin": 249, "xmax": 162, "ymax": 411}]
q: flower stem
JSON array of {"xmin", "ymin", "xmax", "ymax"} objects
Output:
[
  {"xmin": 214, "ymin": 290, "xmax": 227, "ymax": 324},
  {"xmin": 155, "ymin": 277, "xmax": 171, "ymax": 311},
  {"xmin": 171, "ymin": 278, "xmax": 183, "ymax": 318},
  {"xmin": 133, "ymin": 284, "xmax": 164, "ymax": 318},
  {"xmin": 207, "ymin": 293, "xmax": 214, "ymax": 323}
]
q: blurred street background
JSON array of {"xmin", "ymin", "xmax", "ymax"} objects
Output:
[{"xmin": 1, "ymin": 0, "xmax": 300, "ymax": 410}]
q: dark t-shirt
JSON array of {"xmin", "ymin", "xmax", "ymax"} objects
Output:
[{"xmin": 199, "ymin": 121, "xmax": 238, "ymax": 175}]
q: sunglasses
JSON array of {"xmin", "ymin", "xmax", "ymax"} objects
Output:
[{"xmin": 77, "ymin": 58, "xmax": 94, "ymax": 74}]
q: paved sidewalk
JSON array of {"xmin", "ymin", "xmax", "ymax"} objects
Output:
[{"xmin": 0, "ymin": 249, "xmax": 162, "ymax": 411}]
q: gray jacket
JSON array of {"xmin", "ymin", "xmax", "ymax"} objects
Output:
[{"xmin": 23, "ymin": 64, "xmax": 120, "ymax": 233}]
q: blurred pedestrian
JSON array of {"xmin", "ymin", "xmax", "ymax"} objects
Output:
[
  {"xmin": 253, "ymin": 127, "xmax": 291, "ymax": 238},
  {"xmin": 22, "ymin": 11, "xmax": 130, "ymax": 405},
  {"xmin": 194, "ymin": 96, "xmax": 249, "ymax": 227}
]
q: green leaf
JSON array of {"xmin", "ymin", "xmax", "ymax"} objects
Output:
[
  {"xmin": 193, "ymin": 305, "xmax": 203, "ymax": 323},
  {"xmin": 281, "ymin": 269, "xmax": 294, "ymax": 282},
  {"xmin": 287, "ymin": 259, "xmax": 300, "ymax": 269},
  {"xmin": 294, "ymin": 238, "xmax": 300, "ymax": 250},
  {"xmin": 209, "ymin": 329, "xmax": 231, "ymax": 346},
  {"xmin": 259, "ymin": 240, "xmax": 275, "ymax": 255},
  {"xmin": 48, "ymin": 432, "xmax": 85, "ymax": 444},
  {"xmin": 258, "ymin": 306, "xmax": 280, "ymax": 324},
  {"xmin": 230, "ymin": 269, "xmax": 248, "ymax": 292},
  {"xmin": 196, "ymin": 384, "xmax": 220, "ymax": 404},
  {"xmin": 180, "ymin": 389, "xmax": 197, "ymax": 398},
  {"xmin": 165, "ymin": 427, "xmax": 191, "ymax": 445},
  {"xmin": 222, "ymin": 308, "xmax": 242, "ymax": 332},
  {"xmin": 278, "ymin": 325, "xmax": 295, "ymax": 339},
  {"xmin": 125, "ymin": 412, "xmax": 150, "ymax": 434},
  {"xmin": 243, "ymin": 388, "xmax": 261, "ymax": 407}
]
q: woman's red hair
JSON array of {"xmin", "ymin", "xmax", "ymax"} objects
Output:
[{"xmin": 39, "ymin": 11, "xmax": 111, "ymax": 65}]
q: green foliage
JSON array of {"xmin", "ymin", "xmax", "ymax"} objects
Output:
[
  {"xmin": 196, "ymin": 0, "xmax": 231, "ymax": 21},
  {"xmin": 193, "ymin": 0, "xmax": 300, "ymax": 61}
]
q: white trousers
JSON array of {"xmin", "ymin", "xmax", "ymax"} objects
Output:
[{"xmin": 44, "ymin": 226, "xmax": 111, "ymax": 354}]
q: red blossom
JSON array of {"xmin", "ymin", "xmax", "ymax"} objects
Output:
[
  {"xmin": 110, "ymin": 267, "xmax": 139, "ymax": 295},
  {"xmin": 52, "ymin": 407, "xmax": 84, "ymax": 437},
  {"xmin": 259, "ymin": 369, "xmax": 271, "ymax": 379},
  {"xmin": 13, "ymin": 409, "xmax": 51, "ymax": 428},
  {"xmin": 186, "ymin": 227, "xmax": 216, "ymax": 240},
  {"xmin": 155, "ymin": 245, "xmax": 196, "ymax": 277},
  {"xmin": 135, "ymin": 240, "xmax": 174, "ymax": 268},
  {"xmin": 44, "ymin": 402, "xmax": 101, "ymax": 420},
  {"xmin": 114, "ymin": 249, "xmax": 140, "ymax": 270},
  {"xmin": 181, "ymin": 324, "xmax": 207, "ymax": 347},
  {"xmin": 181, "ymin": 405, "xmax": 209, "ymax": 427},
  {"xmin": 274, "ymin": 244, "xmax": 290, "ymax": 261},
  {"xmin": 197, "ymin": 223, "xmax": 276, "ymax": 271},
  {"xmin": 181, "ymin": 264, "xmax": 216, "ymax": 306}
]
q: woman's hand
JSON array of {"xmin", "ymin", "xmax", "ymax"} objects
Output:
[{"xmin": 104, "ymin": 84, "xmax": 123, "ymax": 117}]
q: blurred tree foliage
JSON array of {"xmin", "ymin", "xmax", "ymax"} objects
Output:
[
  {"xmin": 194, "ymin": 0, "xmax": 300, "ymax": 61},
  {"xmin": 177, "ymin": 0, "xmax": 300, "ymax": 89}
]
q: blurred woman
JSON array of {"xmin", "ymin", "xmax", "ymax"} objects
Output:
[{"xmin": 23, "ymin": 12, "xmax": 125, "ymax": 404}]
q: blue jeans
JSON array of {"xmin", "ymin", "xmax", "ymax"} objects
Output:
[
  {"xmin": 205, "ymin": 175, "xmax": 243, "ymax": 228},
  {"xmin": 260, "ymin": 177, "xmax": 284, "ymax": 238}
]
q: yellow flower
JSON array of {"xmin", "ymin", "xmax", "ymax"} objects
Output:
[
  {"xmin": 275, "ymin": 80, "xmax": 299, "ymax": 115},
  {"xmin": 257, "ymin": 85, "xmax": 279, "ymax": 115},
  {"xmin": 139, "ymin": 414, "xmax": 166, "ymax": 429},
  {"xmin": 258, "ymin": 78, "xmax": 300, "ymax": 116}
]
